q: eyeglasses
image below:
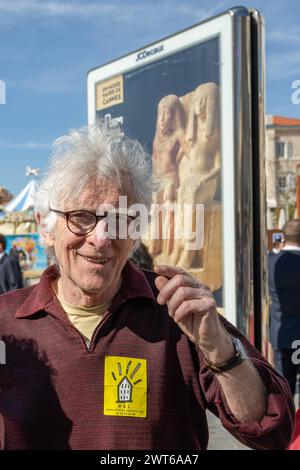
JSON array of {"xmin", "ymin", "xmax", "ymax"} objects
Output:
[{"xmin": 49, "ymin": 208, "xmax": 138, "ymax": 238}]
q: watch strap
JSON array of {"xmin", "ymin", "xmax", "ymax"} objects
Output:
[{"xmin": 204, "ymin": 338, "xmax": 247, "ymax": 373}]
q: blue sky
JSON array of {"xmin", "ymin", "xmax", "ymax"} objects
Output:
[{"xmin": 0, "ymin": 0, "xmax": 300, "ymax": 195}]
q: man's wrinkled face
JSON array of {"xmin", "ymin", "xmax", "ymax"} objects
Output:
[{"xmin": 45, "ymin": 178, "xmax": 134, "ymax": 301}]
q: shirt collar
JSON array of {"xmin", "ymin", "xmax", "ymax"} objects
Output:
[
  {"xmin": 15, "ymin": 261, "xmax": 156, "ymax": 319},
  {"xmin": 283, "ymin": 245, "xmax": 300, "ymax": 252},
  {"xmin": 0, "ymin": 252, "xmax": 5, "ymax": 260}
]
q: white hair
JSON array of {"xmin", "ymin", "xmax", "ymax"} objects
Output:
[{"xmin": 35, "ymin": 123, "xmax": 157, "ymax": 238}]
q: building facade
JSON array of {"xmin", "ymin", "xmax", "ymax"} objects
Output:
[{"xmin": 266, "ymin": 115, "xmax": 300, "ymax": 229}]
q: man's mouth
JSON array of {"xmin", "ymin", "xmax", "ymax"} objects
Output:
[{"xmin": 78, "ymin": 254, "xmax": 110, "ymax": 265}]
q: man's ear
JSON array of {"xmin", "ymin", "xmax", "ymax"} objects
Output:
[{"xmin": 36, "ymin": 212, "xmax": 54, "ymax": 247}]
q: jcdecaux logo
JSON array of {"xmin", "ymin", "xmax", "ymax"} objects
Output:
[{"xmin": 136, "ymin": 45, "xmax": 164, "ymax": 62}]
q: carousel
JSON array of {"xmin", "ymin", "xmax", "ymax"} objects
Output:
[{"xmin": 0, "ymin": 180, "xmax": 38, "ymax": 235}]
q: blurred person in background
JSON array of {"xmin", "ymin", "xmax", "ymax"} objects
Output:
[
  {"xmin": 0, "ymin": 233, "xmax": 23, "ymax": 294},
  {"xmin": 269, "ymin": 219, "xmax": 300, "ymax": 397},
  {"xmin": 270, "ymin": 233, "xmax": 284, "ymax": 255}
]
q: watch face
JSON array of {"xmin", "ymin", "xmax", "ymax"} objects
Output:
[{"xmin": 232, "ymin": 338, "xmax": 248, "ymax": 360}]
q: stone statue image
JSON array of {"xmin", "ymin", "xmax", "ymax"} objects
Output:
[
  {"xmin": 144, "ymin": 82, "xmax": 223, "ymax": 296},
  {"xmin": 149, "ymin": 95, "xmax": 188, "ymax": 258},
  {"xmin": 152, "ymin": 94, "xmax": 188, "ymax": 202},
  {"xmin": 179, "ymin": 82, "xmax": 221, "ymax": 205},
  {"xmin": 175, "ymin": 82, "xmax": 222, "ymax": 281}
]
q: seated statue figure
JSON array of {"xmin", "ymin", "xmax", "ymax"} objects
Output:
[
  {"xmin": 179, "ymin": 82, "xmax": 221, "ymax": 205},
  {"xmin": 149, "ymin": 94, "xmax": 188, "ymax": 258},
  {"xmin": 152, "ymin": 94, "xmax": 188, "ymax": 202},
  {"xmin": 176, "ymin": 82, "xmax": 221, "ymax": 270}
]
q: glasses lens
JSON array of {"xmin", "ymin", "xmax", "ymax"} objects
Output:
[{"xmin": 68, "ymin": 211, "xmax": 96, "ymax": 235}]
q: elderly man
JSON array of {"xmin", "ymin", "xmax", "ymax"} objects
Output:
[{"xmin": 0, "ymin": 125, "xmax": 295, "ymax": 450}]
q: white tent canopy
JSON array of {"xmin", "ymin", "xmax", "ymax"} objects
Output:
[{"xmin": 5, "ymin": 180, "xmax": 38, "ymax": 212}]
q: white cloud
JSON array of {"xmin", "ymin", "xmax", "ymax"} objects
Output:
[
  {"xmin": 267, "ymin": 30, "xmax": 300, "ymax": 45},
  {"xmin": 0, "ymin": 0, "xmax": 225, "ymax": 22},
  {"xmin": 23, "ymin": 142, "xmax": 51, "ymax": 149},
  {"xmin": 0, "ymin": 140, "xmax": 50, "ymax": 149},
  {"xmin": 175, "ymin": 1, "xmax": 227, "ymax": 20},
  {"xmin": 1, "ymin": 0, "xmax": 227, "ymax": 96},
  {"xmin": 267, "ymin": 50, "xmax": 300, "ymax": 81},
  {"xmin": 7, "ymin": 54, "xmax": 95, "ymax": 94},
  {"xmin": 0, "ymin": 0, "xmax": 117, "ymax": 16}
]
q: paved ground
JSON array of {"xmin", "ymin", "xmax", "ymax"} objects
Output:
[{"xmin": 207, "ymin": 411, "xmax": 249, "ymax": 450}]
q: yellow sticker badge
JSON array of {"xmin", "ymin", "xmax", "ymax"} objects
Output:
[{"xmin": 104, "ymin": 356, "xmax": 147, "ymax": 418}]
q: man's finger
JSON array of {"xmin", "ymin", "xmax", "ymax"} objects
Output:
[
  {"xmin": 156, "ymin": 273, "xmax": 199, "ymax": 305},
  {"xmin": 155, "ymin": 275, "xmax": 169, "ymax": 293},
  {"xmin": 154, "ymin": 265, "xmax": 189, "ymax": 304},
  {"xmin": 174, "ymin": 298, "xmax": 215, "ymax": 323},
  {"xmin": 167, "ymin": 286, "xmax": 203, "ymax": 317},
  {"xmin": 154, "ymin": 264, "xmax": 186, "ymax": 278}
]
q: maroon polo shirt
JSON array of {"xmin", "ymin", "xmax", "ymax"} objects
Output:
[{"xmin": 0, "ymin": 262, "xmax": 295, "ymax": 449}]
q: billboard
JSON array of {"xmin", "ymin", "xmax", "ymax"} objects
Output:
[
  {"xmin": 87, "ymin": 7, "xmax": 267, "ymax": 344},
  {"xmin": 5, "ymin": 234, "xmax": 48, "ymax": 275}
]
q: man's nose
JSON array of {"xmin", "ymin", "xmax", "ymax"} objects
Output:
[{"xmin": 87, "ymin": 219, "xmax": 111, "ymax": 249}]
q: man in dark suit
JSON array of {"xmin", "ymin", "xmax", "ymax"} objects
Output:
[
  {"xmin": 0, "ymin": 233, "xmax": 23, "ymax": 294},
  {"xmin": 269, "ymin": 219, "xmax": 300, "ymax": 395}
]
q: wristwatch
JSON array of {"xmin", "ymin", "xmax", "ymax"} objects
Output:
[{"xmin": 204, "ymin": 337, "xmax": 248, "ymax": 373}]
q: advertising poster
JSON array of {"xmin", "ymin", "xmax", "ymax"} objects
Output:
[
  {"xmin": 5, "ymin": 233, "xmax": 48, "ymax": 275},
  {"xmin": 94, "ymin": 38, "xmax": 223, "ymax": 306}
]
